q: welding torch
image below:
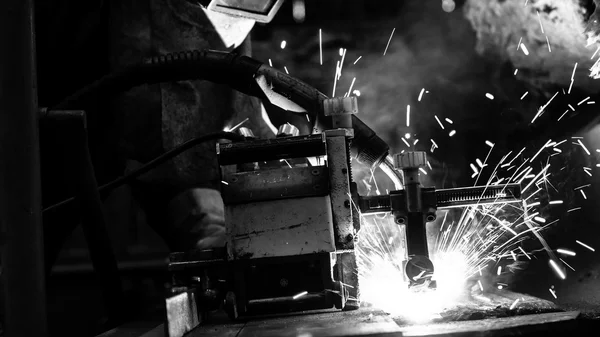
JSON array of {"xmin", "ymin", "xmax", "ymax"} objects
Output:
[{"xmin": 45, "ymin": 49, "xmax": 401, "ymax": 212}]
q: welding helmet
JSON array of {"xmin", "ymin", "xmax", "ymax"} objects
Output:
[{"xmin": 200, "ymin": 0, "xmax": 286, "ymax": 48}]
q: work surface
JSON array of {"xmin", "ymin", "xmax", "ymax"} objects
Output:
[{"xmin": 101, "ymin": 290, "xmax": 592, "ymax": 337}]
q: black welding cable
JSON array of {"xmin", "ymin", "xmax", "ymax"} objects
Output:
[
  {"xmin": 43, "ymin": 131, "xmax": 244, "ymax": 213},
  {"xmin": 52, "ymin": 50, "xmax": 264, "ymax": 110},
  {"xmin": 50, "ymin": 49, "xmax": 389, "ymax": 168}
]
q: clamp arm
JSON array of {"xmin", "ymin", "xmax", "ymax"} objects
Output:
[{"xmin": 357, "ymin": 151, "xmax": 522, "ymax": 286}]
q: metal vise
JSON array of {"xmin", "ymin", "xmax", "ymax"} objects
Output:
[{"xmin": 165, "ymin": 96, "xmax": 362, "ymax": 336}]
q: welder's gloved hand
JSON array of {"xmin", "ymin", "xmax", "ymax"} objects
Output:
[{"xmin": 167, "ymin": 188, "xmax": 226, "ymax": 251}]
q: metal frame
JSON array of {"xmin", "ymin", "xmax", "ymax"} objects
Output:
[{"xmin": 0, "ymin": 1, "xmax": 47, "ymax": 335}]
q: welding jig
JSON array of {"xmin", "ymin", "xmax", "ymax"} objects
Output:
[{"xmin": 166, "ymin": 95, "xmax": 523, "ymax": 337}]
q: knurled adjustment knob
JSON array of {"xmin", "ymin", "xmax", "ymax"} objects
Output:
[
  {"xmin": 323, "ymin": 97, "xmax": 358, "ymax": 130},
  {"xmin": 237, "ymin": 127, "xmax": 255, "ymax": 139},
  {"xmin": 393, "ymin": 151, "xmax": 427, "ymax": 170}
]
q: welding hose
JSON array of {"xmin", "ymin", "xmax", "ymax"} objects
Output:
[
  {"xmin": 51, "ymin": 49, "xmax": 392, "ymax": 172},
  {"xmin": 43, "ymin": 131, "xmax": 245, "ymax": 213}
]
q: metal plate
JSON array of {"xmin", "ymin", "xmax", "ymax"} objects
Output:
[
  {"xmin": 325, "ymin": 135, "xmax": 354, "ymax": 250},
  {"xmin": 222, "ymin": 166, "xmax": 329, "ymax": 204},
  {"xmin": 398, "ymin": 311, "xmax": 580, "ymax": 336},
  {"xmin": 182, "ymin": 309, "xmax": 580, "ymax": 337},
  {"xmin": 165, "ymin": 291, "xmax": 200, "ymax": 337},
  {"xmin": 226, "ymin": 196, "xmax": 336, "ymax": 259}
]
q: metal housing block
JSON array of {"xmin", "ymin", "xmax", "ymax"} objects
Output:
[{"xmin": 226, "ymin": 196, "xmax": 336, "ymax": 259}]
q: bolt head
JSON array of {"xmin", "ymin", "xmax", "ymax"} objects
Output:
[{"xmin": 277, "ymin": 123, "xmax": 299, "ymax": 137}]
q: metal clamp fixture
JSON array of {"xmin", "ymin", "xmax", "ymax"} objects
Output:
[
  {"xmin": 358, "ymin": 151, "xmax": 523, "ymax": 287},
  {"xmin": 392, "ymin": 151, "xmax": 436, "ymax": 286},
  {"xmin": 323, "ymin": 96, "xmax": 358, "ymax": 138}
]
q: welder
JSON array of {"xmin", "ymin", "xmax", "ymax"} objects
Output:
[{"xmin": 36, "ymin": 0, "xmax": 288, "ymax": 262}]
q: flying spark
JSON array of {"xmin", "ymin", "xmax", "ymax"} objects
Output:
[
  {"xmin": 293, "ymin": 291, "xmax": 308, "ymax": 300},
  {"xmin": 531, "ymin": 92, "xmax": 559, "ymax": 123},
  {"xmin": 346, "ymin": 77, "xmax": 357, "ymax": 98},
  {"xmin": 569, "ymin": 63, "xmax": 577, "ymax": 94},
  {"xmin": 449, "ymin": 130, "xmax": 456, "ymax": 137},
  {"xmin": 520, "ymin": 43, "xmax": 529, "ymax": 55},
  {"xmin": 280, "ymin": 40, "xmax": 287, "ymax": 49},
  {"xmin": 418, "ymin": 88, "xmax": 425, "ymax": 101},
  {"xmin": 354, "ymin": 56, "xmax": 362, "ymax": 65},
  {"xmin": 521, "ymin": 92, "xmax": 529, "ymax": 100},
  {"xmin": 592, "ymin": 46, "xmax": 600, "ymax": 59},
  {"xmin": 557, "ymin": 111, "xmax": 568, "ymax": 121},
  {"xmin": 556, "ymin": 249, "xmax": 576, "ymax": 257},
  {"xmin": 577, "ymin": 140, "xmax": 591, "ymax": 155},
  {"xmin": 485, "ymin": 93, "xmax": 494, "ymax": 100},
  {"xmin": 406, "ymin": 105, "xmax": 411, "ymax": 127},
  {"xmin": 549, "ymin": 259, "xmax": 566, "ymax": 280},
  {"xmin": 402, "ymin": 138, "xmax": 411, "ymax": 148},
  {"xmin": 319, "ymin": 29, "xmax": 323, "ymax": 65},
  {"xmin": 383, "ymin": 28, "xmax": 396, "ymax": 56},
  {"xmin": 434, "ymin": 115, "xmax": 445, "ymax": 129},
  {"xmin": 560, "ymin": 258, "xmax": 576, "ymax": 272},
  {"xmin": 578, "ymin": 97, "xmax": 590, "ymax": 105},
  {"xmin": 536, "ymin": 11, "xmax": 545, "ymax": 33},
  {"xmin": 445, "ymin": 118, "xmax": 454, "ymax": 124},
  {"xmin": 576, "ymin": 240, "xmax": 595, "ymax": 252}
]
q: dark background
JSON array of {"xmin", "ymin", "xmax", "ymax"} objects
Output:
[{"xmin": 25, "ymin": 0, "xmax": 600, "ymax": 335}]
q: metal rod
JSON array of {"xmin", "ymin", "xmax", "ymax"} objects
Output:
[
  {"xmin": 73, "ymin": 113, "xmax": 125, "ymax": 323},
  {"xmin": 0, "ymin": 0, "xmax": 48, "ymax": 335}
]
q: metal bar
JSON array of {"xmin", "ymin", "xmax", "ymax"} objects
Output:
[
  {"xmin": 218, "ymin": 134, "xmax": 326, "ymax": 165},
  {"xmin": 358, "ymin": 195, "xmax": 391, "ymax": 214},
  {"xmin": 75, "ymin": 118, "xmax": 126, "ymax": 323},
  {"xmin": 325, "ymin": 134, "xmax": 354, "ymax": 250},
  {"xmin": 0, "ymin": 0, "xmax": 48, "ymax": 335},
  {"xmin": 436, "ymin": 183, "xmax": 522, "ymax": 209},
  {"xmin": 405, "ymin": 213, "xmax": 428, "ymax": 257}
]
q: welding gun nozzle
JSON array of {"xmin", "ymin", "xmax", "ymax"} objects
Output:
[{"xmin": 404, "ymin": 255, "xmax": 435, "ymax": 287}]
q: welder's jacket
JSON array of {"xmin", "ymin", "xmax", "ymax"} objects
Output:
[{"xmin": 36, "ymin": 0, "xmax": 272, "ymax": 251}]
